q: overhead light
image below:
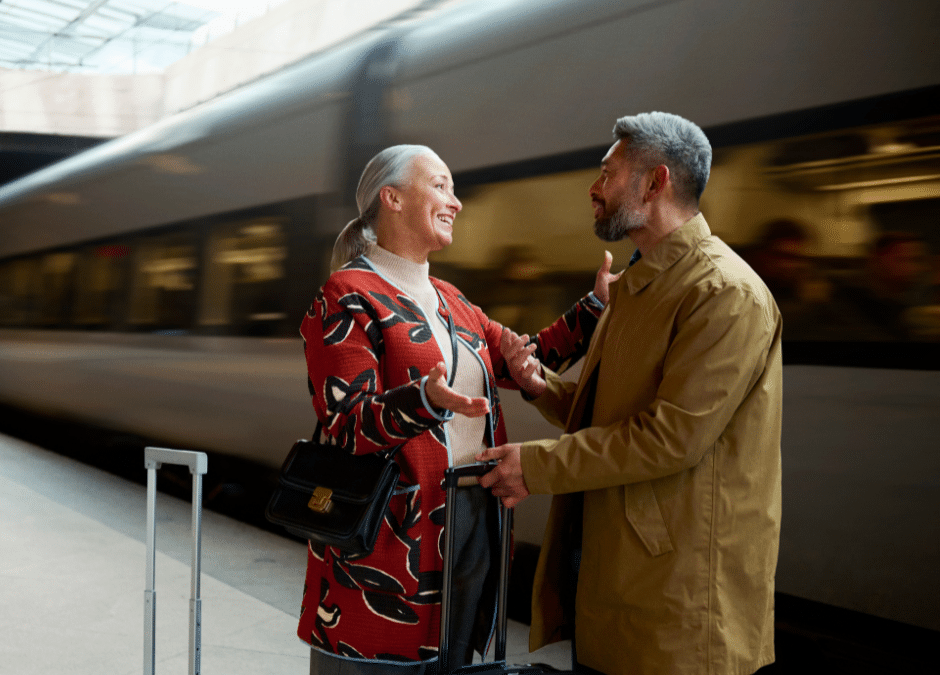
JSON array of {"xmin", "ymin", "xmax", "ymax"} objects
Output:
[
  {"xmin": 43, "ymin": 192, "xmax": 81, "ymax": 205},
  {"xmin": 871, "ymin": 142, "xmax": 918, "ymax": 154},
  {"xmin": 142, "ymin": 154, "xmax": 205, "ymax": 175},
  {"xmin": 816, "ymin": 173, "xmax": 940, "ymax": 191}
]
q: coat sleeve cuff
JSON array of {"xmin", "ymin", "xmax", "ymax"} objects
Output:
[
  {"xmin": 528, "ymin": 367, "xmax": 575, "ymax": 427},
  {"xmin": 520, "ymin": 438, "xmax": 559, "ymax": 495}
]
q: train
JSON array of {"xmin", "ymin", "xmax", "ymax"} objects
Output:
[{"xmin": 1, "ymin": 0, "xmax": 939, "ymax": 637}]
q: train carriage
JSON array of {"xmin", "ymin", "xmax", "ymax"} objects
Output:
[{"xmin": 1, "ymin": 0, "xmax": 939, "ymax": 637}]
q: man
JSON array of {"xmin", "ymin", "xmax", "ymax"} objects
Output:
[{"xmin": 479, "ymin": 112, "xmax": 782, "ymax": 675}]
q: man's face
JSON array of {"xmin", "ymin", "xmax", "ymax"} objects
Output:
[{"xmin": 589, "ymin": 140, "xmax": 647, "ymax": 242}]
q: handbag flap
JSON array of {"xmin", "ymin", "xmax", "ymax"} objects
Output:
[{"xmin": 279, "ymin": 439, "xmax": 399, "ymax": 504}]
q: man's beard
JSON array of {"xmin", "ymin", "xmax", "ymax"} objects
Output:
[{"xmin": 593, "ymin": 201, "xmax": 647, "ymax": 242}]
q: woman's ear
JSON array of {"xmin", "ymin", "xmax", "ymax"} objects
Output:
[{"xmin": 379, "ymin": 185, "xmax": 403, "ymax": 212}]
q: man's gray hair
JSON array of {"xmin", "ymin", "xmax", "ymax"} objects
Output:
[
  {"xmin": 331, "ymin": 144, "xmax": 441, "ymax": 271},
  {"xmin": 613, "ymin": 112, "xmax": 712, "ymax": 206}
]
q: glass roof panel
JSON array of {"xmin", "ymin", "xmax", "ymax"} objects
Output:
[
  {"xmin": 0, "ymin": 0, "xmax": 461, "ymax": 74},
  {"xmin": 0, "ymin": 0, "xmax": 238, "ymax": 73}
]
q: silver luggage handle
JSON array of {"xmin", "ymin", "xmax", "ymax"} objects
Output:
[{"xmin": 144, "ymin": 447, "xmax": 208, "ymax": 675}]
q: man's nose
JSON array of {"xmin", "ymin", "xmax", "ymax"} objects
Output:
[{"xmin": 589, "ymin": 177, "xmax": 602, "ymax": 198}]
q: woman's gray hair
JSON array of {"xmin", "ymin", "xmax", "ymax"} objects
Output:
[
  {"xmin": 330, "ymin": 144, "xmax": 441, "ymax": 271},
  {"xmin": 613, "ymin": 112, "xmax": 712, "ymax": 207}
]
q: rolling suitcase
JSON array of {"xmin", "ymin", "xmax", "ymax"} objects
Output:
[
  {"xmin": 143, "ymin": 447, "xmax": 209, "ymax": 675},
  {"xmin": 440, "ymin": 462, "xmax": 573, "ymax": 675}
]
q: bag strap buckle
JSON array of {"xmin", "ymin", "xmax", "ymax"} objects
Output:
[{"xmin": 308, "ymin": 486, "xmax": 333, "ymax": 513}]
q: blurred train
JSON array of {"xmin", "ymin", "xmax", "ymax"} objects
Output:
[{"xmin": 1, "ymin": 0, "xmax": 939, "ymax": 636}]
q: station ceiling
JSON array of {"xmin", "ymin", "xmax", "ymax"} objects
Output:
[{"xmin": 0, "ymin": 0, "xmax": 288, "ymax": 73}]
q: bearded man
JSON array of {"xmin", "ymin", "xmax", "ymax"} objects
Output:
[{"xmin": 480, "ymin": 111, "xmax": 783, "ymax": 675}]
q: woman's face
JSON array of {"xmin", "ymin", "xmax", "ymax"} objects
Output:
[{"xmin": 392, "ymin": 154, "xmax": 462, "ymax": 261}]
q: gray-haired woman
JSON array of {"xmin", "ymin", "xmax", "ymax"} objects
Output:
[{"xmin": 298, "ymin": 145, "xmax": 616, "ymax": 674}]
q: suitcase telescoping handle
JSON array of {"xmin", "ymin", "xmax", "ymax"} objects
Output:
[
  {"xmin": 144, "ymin": 448, "xmax": 208, "ymax": 675},
  {"xmin": 440, "ymin": 461, "xmax": 513, "ymax": 673}
]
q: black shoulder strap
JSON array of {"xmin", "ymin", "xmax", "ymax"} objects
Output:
[{"xmin": 435, "ymin": 287, "xmax": 459, "ymax": 388}]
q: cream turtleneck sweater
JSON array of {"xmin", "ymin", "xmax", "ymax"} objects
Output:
[{"xmin": 367, "ymin": 247, "xmax": 487, "ymax": 470}]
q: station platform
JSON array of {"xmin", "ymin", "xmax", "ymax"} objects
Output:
[{"xmin": 0, "ymin": 433, "xmax": 571, "ymax": 674}]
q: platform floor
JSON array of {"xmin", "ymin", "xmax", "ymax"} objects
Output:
[{"xmin": 0, "ymin": 434, "xmax": 571, "ymax": 674}]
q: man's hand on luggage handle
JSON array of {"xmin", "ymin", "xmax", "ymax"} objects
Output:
[{"xmin": 476, "ymin": 443, "xmax": 530, "ymax": 508}]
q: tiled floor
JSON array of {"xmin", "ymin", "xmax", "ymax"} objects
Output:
[{"xmin": 0, "ymin": 434, "xmax": 571, "ymax": 674}]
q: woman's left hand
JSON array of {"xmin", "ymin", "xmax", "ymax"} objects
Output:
[
  {"xmin": 425, "ymin": 362, "xmax": 490, "ymax": 417},
  {"xmin": 500, "ymin": 328, "xmax": 546, "ymax": 398},
  {"xmin": 593, "ymin": 250, "xmax": 623, "ymax": 306}
]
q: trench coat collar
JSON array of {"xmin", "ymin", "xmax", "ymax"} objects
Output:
[{"xmin": 623, "ymin": 213, "xmax": 711, "ymax": 295}]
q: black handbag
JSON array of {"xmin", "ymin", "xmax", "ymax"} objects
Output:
[
  {"xmin": 266, "ymin": 288, "xmax": 459, "ymax": 555},
  {"xmin": 265, "ymin": 432, "xmax": 403, "ymax": 554}
]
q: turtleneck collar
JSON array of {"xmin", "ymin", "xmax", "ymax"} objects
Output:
[{"xmin": 366, "ymin": 246, "xmax": 435, "ymax": 301}]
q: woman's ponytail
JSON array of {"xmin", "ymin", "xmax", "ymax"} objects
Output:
[{"xmin": 330, "ymin": 216, "xmax": 375, "ymax": 271}]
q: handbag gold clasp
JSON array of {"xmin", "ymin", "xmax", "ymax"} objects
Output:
[{"xmin": 308, "ymin": 487, "xmax": 333, "ymax": 513}]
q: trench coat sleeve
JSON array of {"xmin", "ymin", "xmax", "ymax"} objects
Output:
[
  {"xmin": 527, "ymin": 367, "xmax": 579, "ymax": 430},
  {"xmin": 521, "ymin": 283, "xmax": 776, "ymax": 493},
  {"xmin": 303, "ymin": 286, "xmax": 444, "ymax": 456}
]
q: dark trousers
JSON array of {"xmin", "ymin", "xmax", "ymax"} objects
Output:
[
  {"xmin": 310, "ymin": 485, "xmax": 494, "ymax": 675},
  {"xmin": 569, "ymin": 547, "xmax": 606, "ymax": 675}
]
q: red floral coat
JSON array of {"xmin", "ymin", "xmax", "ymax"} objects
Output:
[{"xmin": 297, "ymin": 256, "xmax": 602, "ymax": 665}]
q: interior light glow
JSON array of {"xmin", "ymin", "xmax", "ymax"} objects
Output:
[{"xmin": 816, "ymin": 174, "xmax": 940, "ymax": 191}]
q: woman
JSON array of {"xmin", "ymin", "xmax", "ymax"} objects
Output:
[{"xmin": 299, "ymin": 144, "xmax": 613, "ymax": 674}]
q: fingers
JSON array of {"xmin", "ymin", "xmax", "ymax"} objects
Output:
[
  {"xmin": 476, "ymin": 445, "xmax": 510, "ymax": 462},
  {"xmin": 500, "ymin": 328, "xmax": 531, "ymax": 358},
  {"xmin": 428, "ymin": 361, "xmax": 447, "ymax": 383},
  {"xmin": 500, "ymin": 327, "xmax": 512, "ymax": 355},
  {"xmin": 501, "ymin": 329, "xmax": 537, "ymax": 370},
  {"xmin": 457, "ymin": 396, "xmax": 490, "ymax": 417},
  {"xmin": 601, "ymin": 250, "xmax": 623, "ymax": 281},
  {"xmin": 444, "ymin": 391, "xmax": 490, "ymax": 417},
  {"xmin": 479, "ymin": 467, "xmax": 530, "ymax": 508},
  {"xmin": 427, "ymin": 351, "xmax": 500, "ymax": 417}
]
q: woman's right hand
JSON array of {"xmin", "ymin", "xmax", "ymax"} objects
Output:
[{"xmin": 425, "ymin": 362, "xmax": 490, "ymax": 417}]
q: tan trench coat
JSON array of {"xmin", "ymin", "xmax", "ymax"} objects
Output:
[{"xmin": 521, "ymin": 215, "xmax": 782, "ymax": 675}]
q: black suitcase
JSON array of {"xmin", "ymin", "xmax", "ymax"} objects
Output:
[{"xmin": 439, "ymin": 462, "xmax": 574, "ymax": 675}]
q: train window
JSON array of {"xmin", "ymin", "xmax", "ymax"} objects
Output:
[
  {"xmin": 73, "ymin": 244, "xmax": 132, "ymax": 329},
  {"xmin": 0, "ymin": 257, "xmax": 42, "ymax": 326},
  {"xmin": 199, "ymin": 218, "xmax": 288, "ymax": 336},
  {"xmin": 37, "ymin": 252, "xmax": 77, "ymax": 327},
  {"xmin": 443, "ymin": 115, "xmax": 940, "ymax": 344},
  {"xmin": 127, "ymin": 233, "xmax": 198, "ymax": 333}
]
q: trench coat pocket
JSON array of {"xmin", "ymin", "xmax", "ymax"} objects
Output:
[{"xmin": 624, "ymin": 481, "xmax": 674, "ymax": 557}]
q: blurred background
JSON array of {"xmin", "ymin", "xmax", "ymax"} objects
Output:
[{"xmin": 1, "ymin": 1, "xmax": 938, "ymax": 671}]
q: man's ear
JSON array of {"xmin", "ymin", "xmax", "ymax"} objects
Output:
[
  {"xmin": 646, "ymin": 165, "xmax": 670, "ymax": 201},
  {"xmin": 380, "ymin": 185, "xmax": 402, "ymax": 211}
]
